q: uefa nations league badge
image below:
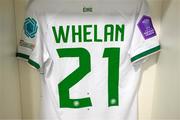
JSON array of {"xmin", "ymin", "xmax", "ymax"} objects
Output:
[{"xmin": 138, "ymin": 15, "xmax": 156, "ymax": 40}]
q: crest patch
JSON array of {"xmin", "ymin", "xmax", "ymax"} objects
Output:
[
  {"xmin": 24, "ymin": 17, "xmax": 38, "ymax": 38},
  {"xmin": 138, "ymin": 15, "xmax": 156, "ymax": 40}
]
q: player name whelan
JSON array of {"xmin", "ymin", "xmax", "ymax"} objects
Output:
[{"xmin": 52, "ymin": 24, "xmax": 125, "ymax": 43}]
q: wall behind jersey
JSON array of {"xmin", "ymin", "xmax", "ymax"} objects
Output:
[
  {"xmin": 138, "ymin": 0, "xmax": 163, "ymax": 119},
  {"xmin": 152, "ymin": 0, "xmax": 180, "ymax": 119},
  {"xmin": 14, "ymin": 0, "xmax": 41, "ymax": 119},
  {"xmin": 0, "ymin": 0, "xmax": 22, "ymax": 119},
  {"xmin": 139, "ymin": 0, "xmax": 180, "ymax": 120}
]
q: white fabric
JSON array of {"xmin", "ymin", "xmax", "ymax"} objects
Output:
[{"xmin": 17, "ymin": 0, "xmax": 160, "ymax": 120}]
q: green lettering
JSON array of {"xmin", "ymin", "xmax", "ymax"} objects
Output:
[
  {"xmin": 83, "ymin": 25, "xmax": 92, "ymax": 42},
  {"xmin": 103, "ymin": 48, "xmax": 120, "ymax": 106},
  {"xmin": 94, "ymin": 25, "xmax": 102, "ymax": 42},
  {"xmin": 115, "ymin": 24, "xmax": 125, "ymax": 41},
  {"xmin": 72, "ymin": 25, "xmax": 82, "ymax": 43},
  {"xmin": 52, "ymin": 26, "xmax": 69, "ymax": 43},
  {"xmin": 104, "ymin": 24, "xmax": 114, "ymax": 42},
  {"xmin": 57, "ymin": 48, "xmax": 92, "ymax": 108}
]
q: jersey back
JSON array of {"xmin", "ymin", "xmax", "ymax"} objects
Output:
[{"xmin": 17, "ymin": 0, "xmax": 160, "ymax": 120}]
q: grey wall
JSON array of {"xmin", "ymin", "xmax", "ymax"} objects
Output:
[
  {"xmin": 0, "ymin": 0, "xmax": 21, "ymax": 119},
  {"xmin": 152, "ymin": 0, "xmax": 180, "ymax": 119}
]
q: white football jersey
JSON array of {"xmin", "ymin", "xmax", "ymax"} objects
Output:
[{"xmin": 17, "ymin": 0, "xmax": 161, "ymax": 120}]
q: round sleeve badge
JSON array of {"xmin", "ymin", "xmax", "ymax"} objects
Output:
[{"xmin": 24, "ymin": 17, "xmax": 38, "ymax": 38}]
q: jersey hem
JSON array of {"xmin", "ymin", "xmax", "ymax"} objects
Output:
[
  {"xmin": 16, "ymin": 52, "xmax": 40, "ymax": 69},
  {"xmin": 130, "ymin": 45, "xmax": 161, "ymax": 62}
]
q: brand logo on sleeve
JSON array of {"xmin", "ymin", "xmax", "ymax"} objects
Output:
[
  {"xmin": 138, "ymin": 15, "xmax": 156, "ymax": 40},
  {"xmin": 24, "ymin": 17, "xmax": 38, "ymax": 38},
  {"xmin": 19, "ymin": 40, "xmax": 35, "ymax": 50}
]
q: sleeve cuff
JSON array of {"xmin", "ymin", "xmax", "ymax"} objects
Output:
[
  {"xmin": 16, "ymin": 52, "xmax": 40, "ymax": 69},
  {"xmin": 130, "ymin": 45, "xmax": 161, "ymax": 63}
]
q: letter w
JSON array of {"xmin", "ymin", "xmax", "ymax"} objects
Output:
[{"xmin": 52, "ymin": 26, "xmax": 69, "ymax": 43}]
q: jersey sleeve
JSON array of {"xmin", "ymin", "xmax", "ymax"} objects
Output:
[
  {"xmin": 16, "ymin": 7, "xmax": 49, "ymax": 70},
  {"xmin": 128, "ymin": 0, "xmax": 161, "ymax": 63}
]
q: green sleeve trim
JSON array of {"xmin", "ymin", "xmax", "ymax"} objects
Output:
[
  {"xmin": 131, "ymin": 45, "xmax": 161, "ymax": 62},
  {"xmin": 28, "ymin": 59, "xmax": 40, "ymax": 69},
  {"xmin": 16, "ymin": 53, "xmax": 29, "ymax": 60},
  {"xmin": 16, "ymin": 52, "xmax": 40, "ymax": 69}
]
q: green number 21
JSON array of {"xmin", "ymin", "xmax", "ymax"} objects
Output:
[{"xmin": 56, "ymin": 48, "xmax": 120, "ymax": 108}]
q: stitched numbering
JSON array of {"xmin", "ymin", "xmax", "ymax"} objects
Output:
[{"xmin": 56, "ymin": 48, "xmax": 120, "ymax": 108}]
